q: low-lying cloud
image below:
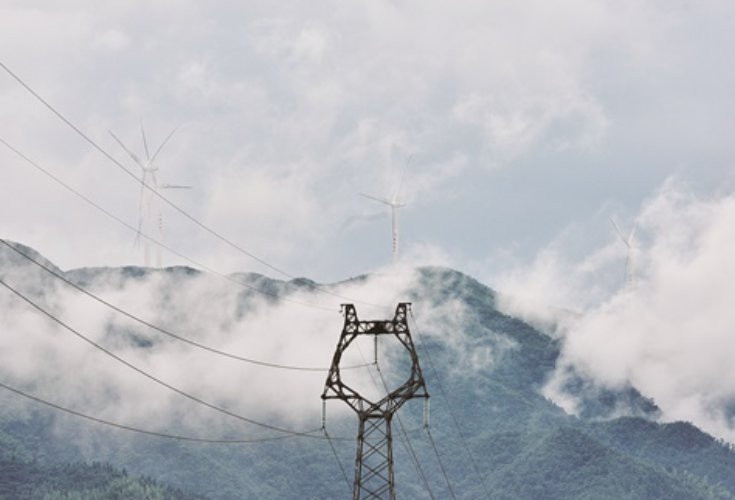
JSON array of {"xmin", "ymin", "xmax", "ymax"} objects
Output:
[
  {"xmin": 0, "ymin": 247, "xmax": 473, "ymax": 442},
  {"xmin": 497, "ymin": 177, "xmax": 735, "ymax": 441}
]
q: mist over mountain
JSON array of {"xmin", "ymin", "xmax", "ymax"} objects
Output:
[{"xmin": 2, "ymin": 239, "xmax": 735, "ymax": 499}]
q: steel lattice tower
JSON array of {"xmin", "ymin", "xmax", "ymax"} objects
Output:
[{"xmin": 322, "ymin": 303, "xmax": 428, "ymax": 500}]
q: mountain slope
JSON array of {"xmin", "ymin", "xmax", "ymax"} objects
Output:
[
  {"xmin": 0, "ymin": 425, "xmax": 210, "ymax": 500},
  {"xmin": 1, "ymin": 240, "xmax": 735, "ymax": 499}
]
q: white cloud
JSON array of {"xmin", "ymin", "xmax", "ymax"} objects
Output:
[
  {"xmin": 0, "ymin": 253, "xmax": 424, "ymax": 433},
  {"xmin": 451, "ymin": 63, "xmax": 609, "ymax": 161},
  {"xmin": 499, "ymin": 178, "xmax": 735, "ymax": 441},
  {"xmin": 3, "ymin": 0, "xmax": 735, "ymax": 445},
  {"xmin": 3, "ymin": 0, "xmax": 733, "ymax": 281},
  {"xmin": 91, "ymin": 28, "xmax": 130, "ymax": 51}
]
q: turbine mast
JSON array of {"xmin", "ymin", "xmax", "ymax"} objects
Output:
[{"xmin": 391, "ymin": 205, "xmax": 399, "ymax": 267}]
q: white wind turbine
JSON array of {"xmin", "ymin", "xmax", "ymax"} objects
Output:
[
  {"xmin": 110, "ymin": 123, "xmax": 191, "ymax": 268},
  {"xmin": 360, "ymin": 156, "xmax": 411, "ymax": 266},
  {"xmin": 610, "ymin": 217, "xmax": 638, "ymax": 291}
]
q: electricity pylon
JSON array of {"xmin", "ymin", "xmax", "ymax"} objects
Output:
[{"xmin": 322, "ymin": 303, "xmax": 429, "ymax": 500}]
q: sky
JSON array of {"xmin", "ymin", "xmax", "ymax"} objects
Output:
[
  {"xmin": 3, "ymin": 1, "xmax": 735, "ymax": 442},
  {"xmin": 1, "ymin": 0, "xmax": 733, "ymax": 285}
]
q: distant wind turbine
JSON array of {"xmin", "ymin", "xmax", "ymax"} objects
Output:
[
  {"xmin": 610, "ymin": 217, "xmax": 638, "ymax": 291},
  {"xmin": 109, "ymin": 122, "xmax": 191, "ymax": 268},
  {"xmin": 360, "ymin": 156, "xmax": 411, "ymax": 266}
]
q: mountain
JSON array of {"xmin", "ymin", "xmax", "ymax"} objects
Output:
[
  {"xmin": 0, "ymin": 448, "xmax": 210, "ymax": 500},
  {"xmin": 2, "ymin": 239, "xmax": 735, "ymax": 499}
]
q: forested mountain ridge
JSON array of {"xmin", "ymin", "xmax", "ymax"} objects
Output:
[
  {"xmin": 2, "ymin": 240, "xmax": 735, "ymax": 499},
  {"xmin": 0, "ymin": 428, "xmax": 210, "ymax": 500}
]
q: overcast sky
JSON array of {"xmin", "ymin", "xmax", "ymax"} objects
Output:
[
  {"xmin": 2, "ymin": 0, "xmax": 733, "ymax": 287},
  {"xmin": 5, "ymin": 0, "xmax": 735, "ymax": 448}
]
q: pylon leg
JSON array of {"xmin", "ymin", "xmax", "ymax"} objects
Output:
[{"xmin": 354, "ymin": 414, "xmax": 395, "ymax": 500}]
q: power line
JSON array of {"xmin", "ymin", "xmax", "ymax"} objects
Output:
[
  {"xmin": 0, "ymin": 60, "xmax": 389, "ymax": 312},
  {"xmin": 424, "ymin": 426, "xmax": 458, "ymax": 500},
  {"xmin": 0, "ymin": 136, "xmax": 334, "ymax": 313},
  {"xmin": 0, "ymin": 61, "xmax": 290, "ymax": 280},
  {"xmin": 1, "ymin": 238, "xmax": 370, "ymax": 373},
  {"xmin": 0, "ymin": 275, "xmax": 336, "ymax": 441},
  {"xmin": 375, "ymin": 366, "xmax": 438, "ymax": 500},
  {"xmin": 409, "ymin": 311, "xmax": 492, "ymax": 500},
  {"xmin": 0, "ymin": 380, "xmax": 312, "ymax": 444},
  {"xmin": 321, "ymin": 428, "xmax": 353, "ymax": 495}
]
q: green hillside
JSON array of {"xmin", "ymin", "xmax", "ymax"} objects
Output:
[
  {"xmin": 2, "ymin": 242, "xmax": 735, "ymax": 499},
  {"xmin": 0, "ymin": 428, "xmax": 209, "ymax": 500}
]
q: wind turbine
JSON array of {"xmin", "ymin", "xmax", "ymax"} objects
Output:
[
  {"xmin": 360, "ymin": 156, "xmax": 410, "ymax": 266},
  {"xmin": 109, "ymin": 123, "xmax": 191, "ymax": 268},
  {"xmin": 610, "ymin": 217, "xmax": 638, "ymax": 291}
]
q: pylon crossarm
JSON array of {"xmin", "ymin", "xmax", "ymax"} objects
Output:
[
  {"xmin": 365, "ymin": 381, "xmax": 428, "ymax": 415},
  {"xmin": 322, "ymin": 385, "xmax": 371, "ymax": 414}
]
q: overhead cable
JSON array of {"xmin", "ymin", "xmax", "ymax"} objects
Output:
[
  {"xmin": 409, "ymin": 311, "xmax": 492, "ymax": 500},
  {"xmin": 424, "ymin": 426, "xmax": 458, "ymax": 499},
  {"xmin": 0, "ymin": 61, "xmax": 287, "ymax": 280},
  {"xmin": 0, "ymin": 276, "xmax": 343, "ymax": 441},
  {"xmin": 0, "ymin": 380, "xmax": 309, "ymax": 444},
  {"xmin": 0, "ymin": 61, "xmax": 388, "ymax": 312},
  {"xmin": 321, "ymin": 428, "xmax": 353, "ymax": 495},
  {"xmin": 0, "ymin": 136, "xmax": 334, "ymax": 313},
  {"xmin": 0, "ymin": 239, "xmax": 371, "ymax": 373},
  {"xmin": 375, "ymin": 366, "xmax": 438, "ymax": 500}
]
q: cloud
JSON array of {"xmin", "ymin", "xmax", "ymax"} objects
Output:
[
  {"xmin": 91, "ymin": 28, "xmax": 131, "ymax": 51},
  {"xmin": 1, "ymin": 0, "xmax": 692, "ymax": 280},
  {"xmin": 497, "ymin": 177, "xmax": 735, "ymax": 441},
  {"xmin": 0, "ymin": 238, "xmax": 504, "ymax": 445},
  {"xmin": 0, "ymin": 246, "xmax": 444, "ymax": 436},
  {"xmin": 450, "ymin": 70, "xmax": 608, "ymax": 161},
  {"xmin": 494, "ymin": 225, "xmax": 622, "ymax": 325},
  {"xmin": 3, "ymin": 0, "xmax": 735, "ymax": 443}
]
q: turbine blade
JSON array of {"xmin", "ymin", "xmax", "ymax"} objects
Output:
[
  {"xmin": 392, "ymin": 205, "xmax": 399, "ymax": 264},
  {"xmin": 109, "ymin": 130, "xmax": 145, "ymax": 168},
  {"xmin": 360, "ymin": 192, "xmax": 393, "ymax": 206},
  {"xmin": 609, "ymin": 217, "xmax": 630, "ymax": 246},
  {"xmin": 628, "ymin": 221, "xmax": 638, "ymax": 245},
  {"xmin": 140, "ymin": 120, "xmax": 151, "ymax": 161},
  {"xmin": 392, "ymin": 155, "xmax": 411, "ymax": 204},
  {"xmin": 149, "ymin": 125, "xmax": 180, "ymax": 166},
  {"xmin": 160, "ymin": 184, "xmax": 193, "ymax": 189}
]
